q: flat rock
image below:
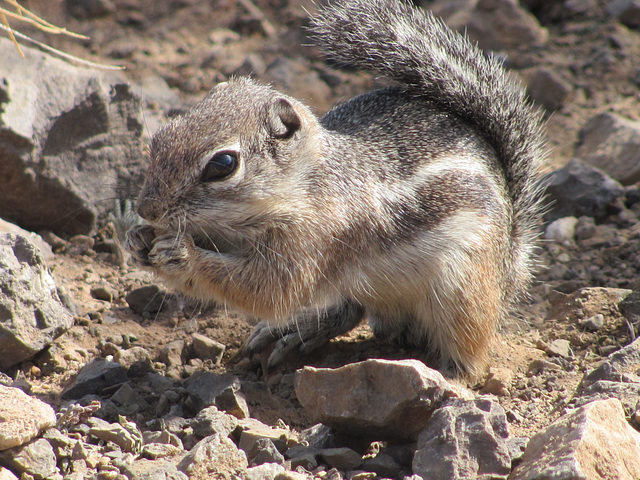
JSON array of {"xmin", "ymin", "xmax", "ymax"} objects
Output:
[
  {"xmin": 158, "ymin": 339, "xmax": 185, "ymax": 367},
  {"xmin": 192, "ymin": 406, "xmax": 239, "ymax": 438},
  {"xmin": 237, "ymin": 418, "xmax": 297, "ymax": 455},
  {"xmin": 480, "ymin": 367, "xmax": 515, "ymax": 397},
  {"xmin": 245, "ymin": 463, "xmax": 285, "ymax": 480},
  {"xmin": 0, "ymin": 219, "xmax": 53, "ymax": 260},
  {"xmin": 413, "ymin": 398, "xmax": 511, "ymax": 480},
  {"xmin": 441, "ymin": 0, "xmax": 548, "ymax": 51},
  {"xmin": 89, "ymin": 417, "xmax": 143, "ymax": 453},
  {"xmin": 579, "ymin": 314, "xmax": 605, "ymax": 332},
  {"xmin": 361, "ymin": 451, "xmax": 403, "ymax": 478},
  {"xmin": 262, "ymin": 57, "xmax": 332, "ymax": 112},
  {"xmin": 545, "ymin": 339, "xmax": 572, "ymax": 358},
  {"xmin": 0, "ymin": 37, "xmax": 144, "ymax": 236},
  {"xmin": 574, "ymin": 380, "xmax": 640, "ymax": 413},
  {"xmin": 319, "ymin": 447, "xmax": 362, "ymax": 471},
  {"xmin": 125, "ymin": 285, "xmax": 167, "ymax": 314},
  {"xmin": 0, "ymin": 233, "xmax": 74, "ymax": 370},
  {"xmin": 607, "ymin": 0, "xmax": 640, "ymax": 29},
  {"xmin": 246, "ymin": 438, "xmax": 285, "ymax": 467},
  {"xmin": 619, "ymin": 291, "xmax": 640, "ymax": 334},
  {"xmin": 113, "ymin": 345, "xmax": 152, "ymax": 368},
  {"xmin": 142, "ymin": 430, "xmax": 183, "ymax": 449},
  {"xmin": 185, "ymin": 372, "xmax": 250, "ymax": 418},
  {"xmin": 0, "ymin": 386, "xmax": 56, "ymax": 451},
  {"xmin": 542, "ymin": 158, "xmax": 625, "ymax": 223},
  {"xmin": 0, "ymin": 467, "xmax": 18, "ymax": 480},
  {"xmin": 0, "ymin": 438, "xmax": 58, "ymax": 479},
  {"xmin": 544, "ymin": 217, "xmax": 578, "ymax": 244},
  {"xmin": 141, "ymin": 442, "xmax": 183, "ymax": 460},
  {"xmin": 294, "ymin": 359, "xmax": 465, "ymax": 441},
  {"xmin": 178, "ymin": 433, "xmax": 248, "ymax": 479},
  {"xmin": 583, "ymin": 336, "xmax": 640, "ymax": 384},
  {"xmin": 576, "ymin": 112, "xmax": 640, "ymax": 185},
  {"xmin": 547, "ymin": 287, "xmax": 631, "ymax": 327},
  {"xmin": 510, "ymin": 398, "xmax": 640, "ymax": 480},
  {"xmin": 120, "ymin": 458, "xmax": 188, "ymax": 480},
  {"xmin": 61, "ymin": 357, "xmax": 128, "ymax": 399},
  {"xmin": 191, "ymin": 333, "xmax": 225, "ymax": 365},
  {"xmin": 527, "ymin": 67, "xmax": 572, "ymax": 111}
]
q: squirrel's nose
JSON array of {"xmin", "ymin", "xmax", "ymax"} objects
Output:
[{"xmin": 136, "ymin": 196, "xmax": 162, "ymax": 223}]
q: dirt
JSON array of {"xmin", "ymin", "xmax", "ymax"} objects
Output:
[{"xmin": 7, "ymin": 0, "xmax": 640, "ymax": 456}]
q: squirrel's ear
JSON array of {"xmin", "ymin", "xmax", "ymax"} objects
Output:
[{"xmin": 268, "ymin": 97, "xmax": 301, "ymax": 139}]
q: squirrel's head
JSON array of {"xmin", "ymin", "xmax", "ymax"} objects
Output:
[{"xmin": 136, "ymin": 77, "xmax": 322, "ymax": 241}]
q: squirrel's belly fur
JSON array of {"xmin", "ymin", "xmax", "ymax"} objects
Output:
[{"xmin": 126, "ymin": 0, "xmax": 545, "ymax": 376}]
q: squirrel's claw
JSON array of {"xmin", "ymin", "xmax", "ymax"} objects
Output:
[{"xmin": 243, "ymin": 301, "xmax": 366, "ymax": 368}]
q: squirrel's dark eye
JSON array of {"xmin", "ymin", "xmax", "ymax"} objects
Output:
[{"xmin": 201, "ymin": 152, "xmax": 238, "ymax": 182}]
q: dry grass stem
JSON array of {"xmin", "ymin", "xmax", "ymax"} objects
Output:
[{"xmin": 1, "ymin": 0, "xmax": 123, "ymax": 70}]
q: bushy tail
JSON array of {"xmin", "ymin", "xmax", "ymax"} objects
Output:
[{"xmin": 309, "ymin": 0, "xmax": 546, "ymax": 287}]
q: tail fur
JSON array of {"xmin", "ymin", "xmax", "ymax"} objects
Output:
[{"xmin": 309, "ymin": 0, "xmax": 546, "ymax": 297}]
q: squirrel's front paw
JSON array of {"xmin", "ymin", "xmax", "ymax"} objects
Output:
[
  {"xmin": 124, "ymin": 224, "xmax": 156, "ymax": 267},
  {"xmin": 148, "ymin": 233, "xmax": 194, "ymax": 275}
]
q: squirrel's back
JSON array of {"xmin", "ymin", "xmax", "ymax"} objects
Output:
[{"xmin": 311, "ymin": 0, "xmax": 545, "ymax": 313}]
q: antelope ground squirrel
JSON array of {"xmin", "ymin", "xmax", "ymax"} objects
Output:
[{"xmin": 125, "ymin": 0, "xmax": 546, "ymax": 376}]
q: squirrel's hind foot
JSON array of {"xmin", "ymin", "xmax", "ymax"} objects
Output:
[{"xmin": 243, "ymin": 300, "xmax": 365, "ymax": 369}]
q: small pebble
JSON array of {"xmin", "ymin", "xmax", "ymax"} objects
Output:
[
  {"xmin": 579, "ymin": 314, "xmax": 604, "ymax": 332},
  {"xmin": 545, "ymin": 339, "xmax": 572, "ymax": 359}
]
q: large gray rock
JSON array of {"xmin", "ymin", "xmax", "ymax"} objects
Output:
[
  {"xmin": 294, "ymin": 359, "xmax": 467, "ymax": 441},
  {"xmin": 413, "ymin": 398, "xmax": 511, "ymax": 480},
  {"xmin": 0, "ymin": 36, "xmax": 144, "ymax": 236},
  {"xmin": 0, "ymin": 233, "xmax": 74, "ymax": 370},
  {"xmin": 575, "ymin": 112, "xmax": 640, "ymax": 185},
  {"xmin": 510, "ymin": 398, "xmax": 640, "ymax": 480}
]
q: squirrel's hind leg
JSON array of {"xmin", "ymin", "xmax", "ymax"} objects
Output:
[
  {"xmin": 368, "ymin": 269, "xmax": 501, "ymax": 377},
  {"xmin": 244, "ymin": 300, "xmax": 365, "ymax": 369}
]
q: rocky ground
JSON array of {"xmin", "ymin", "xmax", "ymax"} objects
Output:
[{"xmin": 3, "ymin": 0, "xmax": 640, "ymax": 479}]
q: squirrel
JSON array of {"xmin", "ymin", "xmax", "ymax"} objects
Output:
[{"xmin": 125, "ymin": 0, "xmax": 546, "ymax": 376}]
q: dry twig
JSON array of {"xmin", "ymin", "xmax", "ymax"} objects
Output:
[{"xmin": 0, "ymin": 0, "xmax": 123, "ymax": 70}]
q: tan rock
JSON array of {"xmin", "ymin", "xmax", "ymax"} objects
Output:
[
  {"xmin": 509, "ymin": 398, "xmax": 640, "ymax": 480},
  {"xmin": 237, "ymin": 418, "xmax": 297, "ymax": 454},
  {"xmin": 0, "ymin": 386, "xmax": 56, "ymax": 451},
  {"xmin": 0, "ymin": 467, "xmax": 19, "ymax": 480},
  {"xmin": 0, "ymin": 219, "xmax": 53, "ymax": 260},
  {"xmin": 481, "ymin": 367, "xmax": 514, "ymax": 396},
  {"xmin": 178, "ymin": 434, "xmax": 247, "ymax": 480},
  {"xmin": 295, "ymin": 359, "xmax": 468, "ymax": 440}
]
